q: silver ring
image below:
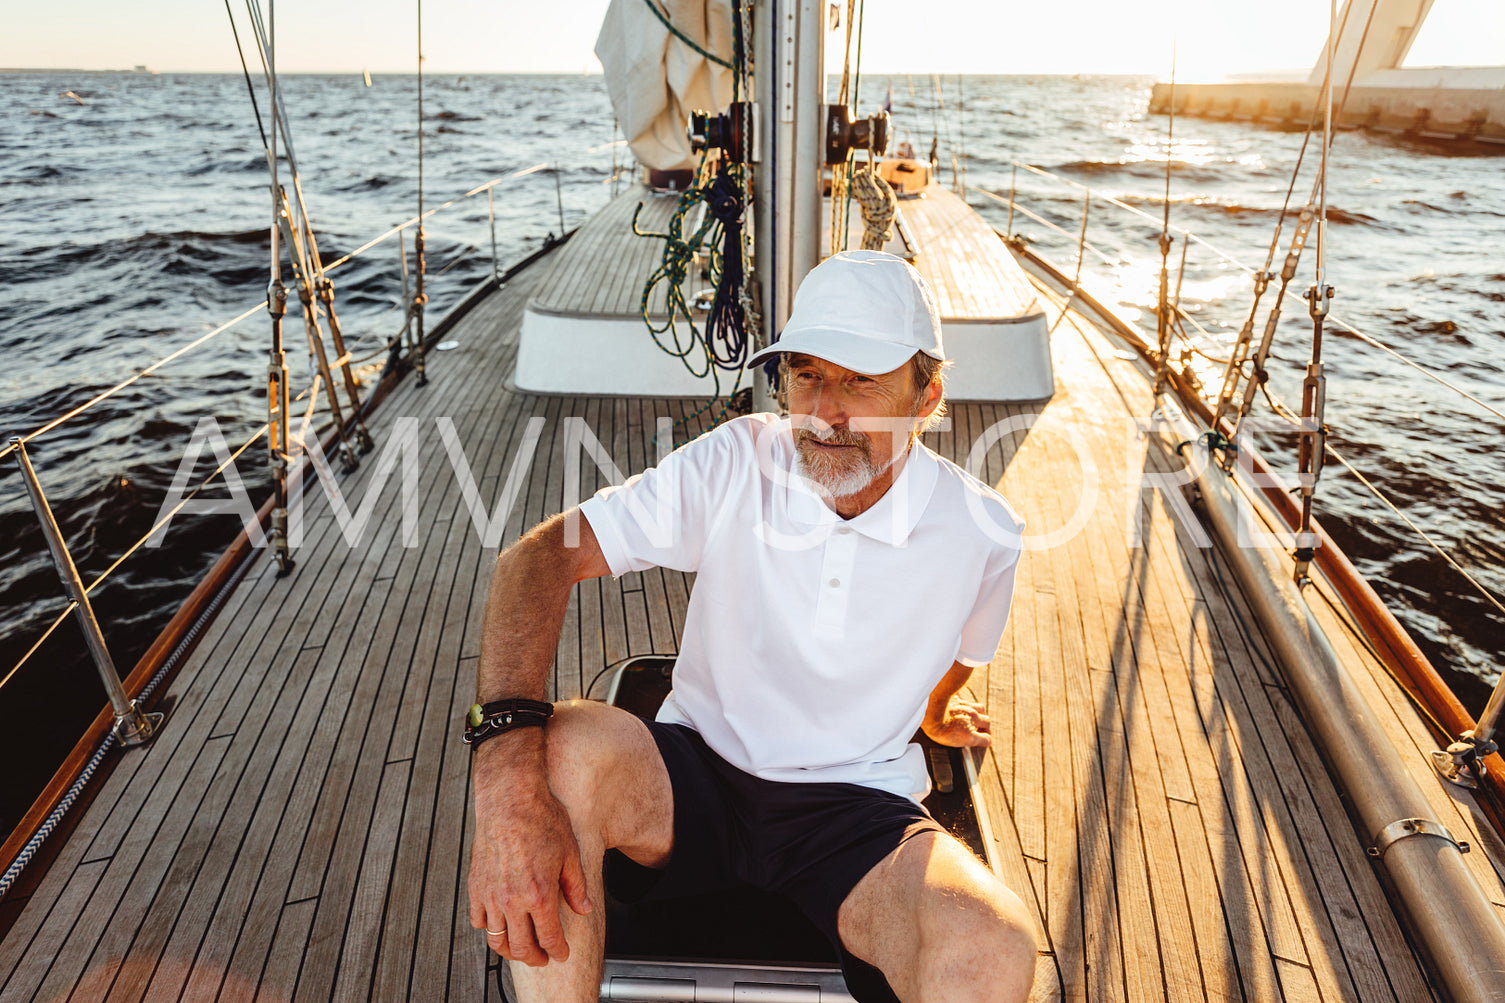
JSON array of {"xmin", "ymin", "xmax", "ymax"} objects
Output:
[{"xmin": 486, "ymin": 927, "xmax": 506, "ymax": 937}]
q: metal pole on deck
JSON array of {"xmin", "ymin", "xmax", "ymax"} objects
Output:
[
  {"xmin": 751, "ymin": 0, "xmax": 823, "ymax": 414},
  {"xmin": 750, "ymin": 0, "xmax": 772, "ymax": 411},
  {"xmin": 11, "ymin": 439, "xmax": 161, "ymax": 746}
]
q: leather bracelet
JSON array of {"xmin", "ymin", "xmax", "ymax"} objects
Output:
[{"xmin": 463, "ymin": 698, "xmax": 555, "ymax": 750}]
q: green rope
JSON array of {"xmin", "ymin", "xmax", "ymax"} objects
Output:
[
  {"xmin": 632, "ymin": 158, "xmax": 747, "ymax": 430},
  {"xmin": 639, "ymin": 0, "xmax": 732, "ymax": 68},
  {"xmin": 630, "ymin": 1, "xmax": 753, "ymax": 433}
]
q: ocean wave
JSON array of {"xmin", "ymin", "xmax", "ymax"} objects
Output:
[{"xmin": 0, "ymin": 164, "xmax": 77, "ymax": 186}]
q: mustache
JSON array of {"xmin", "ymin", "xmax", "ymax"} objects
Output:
[{"xmin": 794, "ymin": 423, "xmax": 870, "ymax": 449}]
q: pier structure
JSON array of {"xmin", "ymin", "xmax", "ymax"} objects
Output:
[{"xmin": 1150, "ymin": 0, "xmax": 1505, "ymax": 145}]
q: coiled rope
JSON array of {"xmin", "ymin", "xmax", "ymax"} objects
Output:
[{"xmin": 632, "ymin": 156, "xmax": 748, "ymax": 427}]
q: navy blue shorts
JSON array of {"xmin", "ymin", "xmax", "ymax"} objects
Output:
[{"xmin": 605, "ymin": 721, "xmax": 944, "ymax": 1000}]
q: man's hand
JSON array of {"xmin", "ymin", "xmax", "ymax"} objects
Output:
[
  {"xmin": 468, "ymin": 738, "xmax": 593, "ymax": 967},
  {"xmin": 923, "ymin": 695, "xmax": 993, "ymax": 748}
]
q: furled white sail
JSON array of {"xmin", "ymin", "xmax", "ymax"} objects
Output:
[{"xmin": 595, "ymin": 0, "xmax": 735, "ymax": 172}]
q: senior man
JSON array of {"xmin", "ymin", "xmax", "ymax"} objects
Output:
[{"xmin": 467, "ymin": 249, "xmax": 1037, "ymax": 1003}]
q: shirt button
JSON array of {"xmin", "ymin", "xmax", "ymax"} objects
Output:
[
  {"xmin": 828, "ymin": 578, "xmax": 841, "ymax": 588},
  {"xmin": 837, "ymin": 526, "xmax": 852, "ymax": 535}
]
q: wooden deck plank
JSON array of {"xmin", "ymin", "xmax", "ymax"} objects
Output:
[
  {"xmin": 327, "ymin": 760, "xmax": 409, "ymax": 1003},
  {"xmin": 1148, "ymin": 545, "xmax": 1390, "ymax": 1001},
  {"xmin": 1133, "ymin": 453, "xmax": 1418, "ymax": 1003},
  {"xmin": 251, "ymin": 897, "xmax": 317, "ymax": 1003},
  {"xmin": 375, "ymin": 440, "xmax": 511, "ymax": 1000},
  {"xmin": 1035, "ymin": 306, "xmax": 1252, "ymax": 1003},
  {"xmin": 1036, "ymin": 570, "xmax": 1089, "ymax": 999},
  {"xmin": 37, "ymin": 737, "xmax": 231, "ymax": 1002},
  {"xmin": 407, "ymin": 653, "xmax": 481, "ymax": 1000},
  {"xmin": 1069, "ymin": 429, "xmax": 1208, "ymax": 1003},
  {"xmin": 0, "ymin": 858, "xmax": 108, "ymax": 999},
  {"xmin": 288, "ymin": 516, "xmax": 463, "ymax": 1000},
  {"xmin": 1004, "ymin": 532, "xmax": 1045, "ymax": 863},
  {"xmin": 145, "ymin": 644, "xmax": 342, "ymax": 1003},
  {"xmin": 65, "ymin": 563, "xmax": 356, "ymax": 1000},
  {"xmin": 81, "ymin": 528, "xmax": 338, "ymax": 866},
  {"xmin": 1023, "ymin": 356, "xmax": 1207, "ymax": 1003},
  {"xmin": 1028, "ymin": 390, "xmax": 1180, "ymax": 1003},
  {"xmin": 1046, "ymin": 316, "xmax": 1295, "ymax": 1003},
  {"xmin": 282, "ymin": 323, "xmax": 516, "ymax": 911},
  {"xmin": 0, "ymin": 555, "xmax": 274, "ymax": 991},
  {"xmin": 1135, "ymin": 503, "xmax": 1285, "ymax": 1003},
  {"xmin": 191, "ymin": 448, "xmax": 484, "ymax": 1002}
]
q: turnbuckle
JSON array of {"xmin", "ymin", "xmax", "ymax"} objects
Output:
[{"xmin": 267, "ymin": 279, "xmax": 288, "ymax": 320}]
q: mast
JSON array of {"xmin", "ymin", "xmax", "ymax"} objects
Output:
[{"xmin": 751, "ymin": 0, "xmax": 824, "ymax": 408}]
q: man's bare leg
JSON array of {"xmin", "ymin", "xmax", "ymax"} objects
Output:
[
  {"xmin": 471, "ymin": 700, "xmax": 673, "ymax": 1003},
  {"xmin": 837, "ymin": 830, "xmax": 1037, "ymax": 1003}
]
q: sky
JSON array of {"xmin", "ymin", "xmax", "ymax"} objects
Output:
[{"xmin": 1, "ymin": 0, "xmax": 1499, "ymax": 76}]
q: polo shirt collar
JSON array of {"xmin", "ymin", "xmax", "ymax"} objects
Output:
[{"xmin": 784, "ymin": 435, "xmax": 939, "ymax": 547}]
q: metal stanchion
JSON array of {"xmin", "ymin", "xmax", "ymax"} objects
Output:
[
  {"xmin": 487, "ymin": 185, "xmax": 500, "ymax": 283},
  {"xmin": 10, "ymin": 438, "xmax": 161, "ymax": 747}
]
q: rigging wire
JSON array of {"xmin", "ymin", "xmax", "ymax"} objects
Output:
[
  {"xmin": 224, "ymin": 0, "xmax": 268, "ymax": 150},
  {"xmin": 1153, "ymin": 35, "xmax": 1176, "ymax": 394},
  {"xmin": 831, "ymin": 0, "xmax": 859, "ymax": 254},
  {"xmin": 1254, "ymin": 385, "xmax": 1505, "ymax": 623},
  {"xmin": 639, "ymin": 0, "xmax": 733, "ymax": 68}
]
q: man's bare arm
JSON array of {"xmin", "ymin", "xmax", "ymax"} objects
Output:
[
  {"xmin": 468, "ymin": 511, "xmax": 611, "ymax": 967},
  {"xmin": 922, "ymin": 660, "xmax": 993, "ymax": 748},
  {"xmin": 475, "ymin": 511, "xmax": 611, "ymax": 706}
]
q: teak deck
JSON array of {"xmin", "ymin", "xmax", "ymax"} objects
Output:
[{"xmin": 2, "ymin": 221, "xmax": 1504, "ymax": 1003}]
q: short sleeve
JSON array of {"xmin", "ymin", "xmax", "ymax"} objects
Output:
[
  {"xmin": 578, "ymin": 424, "xmax": 735, "ymax": 577},
  {"xmin": 955, "ymin": 547, "xmax": 1023, "ymax": 667}
]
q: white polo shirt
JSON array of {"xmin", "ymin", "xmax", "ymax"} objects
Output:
[{"xmin": 579, "ymin": 413, "xmax": 1023, "ymax": 799}]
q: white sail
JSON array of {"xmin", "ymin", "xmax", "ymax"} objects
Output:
[{"xmin": 595, "ymin": 0, "xmax": 736, "ymax": 172}]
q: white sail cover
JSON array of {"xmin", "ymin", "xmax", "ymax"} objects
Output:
[{"xmin": 595, "ymin": 0, "xmax": 735, "ymax": 172}]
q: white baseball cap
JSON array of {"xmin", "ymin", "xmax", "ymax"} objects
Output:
[{"xmin": 746, "ymin": 249, "xmax": 946, "ymax": 374}]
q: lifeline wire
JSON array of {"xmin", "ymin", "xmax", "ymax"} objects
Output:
[{"xmin": 993, "ymin": 162, "xmax": 1505, "ymax": 428}]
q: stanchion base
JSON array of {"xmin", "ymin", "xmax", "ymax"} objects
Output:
[
  {"xmin": 1429, "ymin": 748, "xmax": 1483, "ymax": 790},
  {"xmin": 113, "ymin": 709, "xmax": 164, "ymax": 749}
]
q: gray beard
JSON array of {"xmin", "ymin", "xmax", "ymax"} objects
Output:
[{"xmin": 793, "ymin": 433, "xmax": 902, "ymax": 500}]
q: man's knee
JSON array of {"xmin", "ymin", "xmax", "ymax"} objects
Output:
[
  {"xmin": 542, "ymin": 700, "xmax": 671, "ymax": 859},
  {"xmin": 541, "ymin": 701, "xmax": 634, "ymax": 808},
  {"xmin": 952, "ymin": 881, "xmax": 1036, "ymax": 972},
  {"xmin": 917, "ymin": 869, "xmax": 1037, "ymax": 1001}
]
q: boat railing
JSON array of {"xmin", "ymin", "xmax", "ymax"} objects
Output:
[
  {"xmin": 974, "ymin": 159, "xmax": 1505, "ymax": 769},
  {"xmin": 0, "ymin": 163, "xmax": 555, "ymax": 862}
]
